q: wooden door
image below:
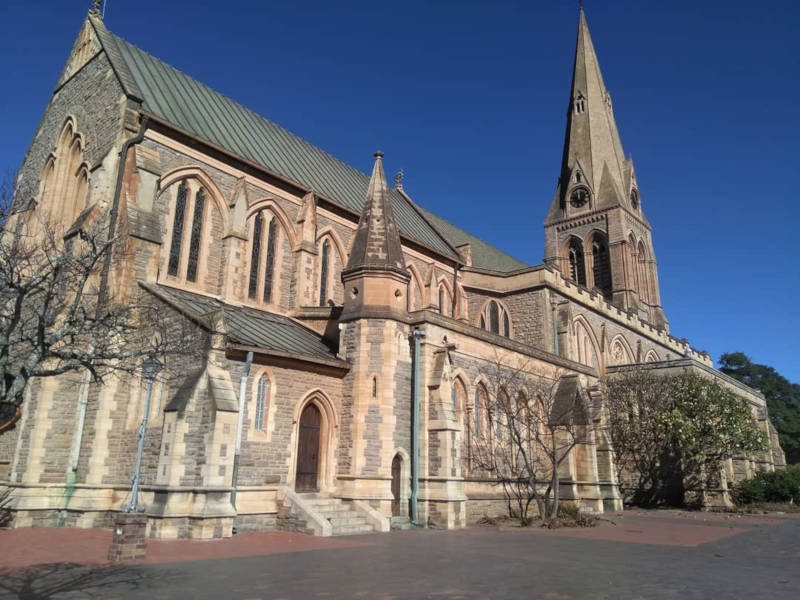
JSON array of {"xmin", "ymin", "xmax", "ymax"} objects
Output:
[
  {"xmin": 295, "ymin": 403, "xmax": 321, "ymax": 492},
  {"xmin": 391, "ymin": 454, "xmax": 402, "ymax": 516}
]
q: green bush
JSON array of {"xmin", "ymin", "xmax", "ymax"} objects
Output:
[{"xmin": 733, "ymin": 465, "xmax": 800, "ymax": 505}]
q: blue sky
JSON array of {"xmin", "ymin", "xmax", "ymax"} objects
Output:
[{"xmin": 1, "ymin": 1, "xmax": 798, "ymax": 381}]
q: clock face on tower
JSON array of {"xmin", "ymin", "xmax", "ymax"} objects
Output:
[{"xmin": 569, "ymin": 187, "xmax": 590, "ymax": 208}]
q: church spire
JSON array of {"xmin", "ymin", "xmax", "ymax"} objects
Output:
[
  {"xmin": 546, "ymin": 7, "xmax": 630, "ymax": 224},
  {"xmin": 343, "ymin": 151, "xmax": 407, "ymax": 277}
]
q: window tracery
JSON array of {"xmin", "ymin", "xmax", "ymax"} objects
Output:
[
  {"xmin": 479, "ymin": 300, "xmax": 511, "ymax": 338},
  {"xmin": 247, "ymin": 211, "xmax": 280, "ymax": 304}
]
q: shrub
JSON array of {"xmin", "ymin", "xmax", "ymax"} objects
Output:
[{"xmin": 733, "ymin": 465, "xmax": 800, "ymax": 505}]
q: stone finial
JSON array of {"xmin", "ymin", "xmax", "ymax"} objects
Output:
[
  {"xmin": 394, "ymin": 170, "xmax": 403, "ymax": 190},
  {"xmin": 89, "ymin": 0, "xmax": 102, "ymax": 16}
]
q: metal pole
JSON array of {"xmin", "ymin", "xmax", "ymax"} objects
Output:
[
  {"xmin": 410, "ymin": 328, "xmax": 426, "ymax": 525},
  {"xmin": 126, "ymin": 377, "xmax": 154, "ymax": 513}
]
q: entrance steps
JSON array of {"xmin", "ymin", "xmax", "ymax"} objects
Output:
[
  {"xmin": 276, "ymin": 488, "xmax": 390, "ymax": 537},
  {"xmin": 301, "ymin": 494, "xmax": 375, "ymax": 536}
]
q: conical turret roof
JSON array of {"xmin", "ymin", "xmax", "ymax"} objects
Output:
[{"xmin": 342, "ymin": 151, "xmax": 408, "ymax": 277}]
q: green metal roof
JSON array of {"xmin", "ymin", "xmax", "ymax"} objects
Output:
[
  {"xmin": 143, "ymin": 284, "xmax": 342, "ymax": 364},
  {"xmin": 419, "ymin": 208, "xmax": 528, "ymax": 272},
  {"xmin": 91, "ymin": 17, "xmax": 528, "ymax": 272}
]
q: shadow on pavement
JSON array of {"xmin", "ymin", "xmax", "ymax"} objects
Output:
[{"xmin": 0, "ymin": 562, "xmax": 177, "ymax": 599}]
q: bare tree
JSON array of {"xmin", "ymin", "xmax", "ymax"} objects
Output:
[
  {"xmin": 0, "ymin": 175, "xmax": 197, "ymax": 412},
  {"xmin": 469, "ymin": 354, "xmax": 599, "ymax": 525}
]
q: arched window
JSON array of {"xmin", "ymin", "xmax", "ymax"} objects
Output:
[
  {"xmin": 479, "ymin": 300, "xmax": 512, "ymax": 338},
  {"xmin": 319, "ymin": 239, "xmax": 330, "ymax": 306},
  {"xmin": 474, "ymin": 384, "xmax": 488, "ymax": 439},
  {"xmin": 248, "ymin": 212, "xmax": 263, "ymax": 299},
  {"xmin": 567, "ymin": 238, "xmax": 586, "ymax": 286},
  {"xmin": 39, "ymin": 119, "xmax": 90, "ymax": 228},
  {"xmin": 247, "ymin": 211, "xmax": 280, "ymax": 304},
  {"xmin": 637, "ymin": 241, "xmax": 650, "ymax": 305},
  {"xmin": 186, "ymin": 188, "xmax": 205, "ymax": 282},
  {"xmin": 591, "ymin": 234, "xmax": 612, "ymax": 299},
  {"xmin": 255, "ymin": 375, "xmax": 269, "ymax": 431},
  {"xmin": 453, "ymin": 377, "xmax": 466, "ymax": 416},
  {"xmin": 264, "ymin": 217, "xmax": 277, "ymax": 303},
  {"xmin": 165, "ymin": 180, "xmax": 209, "ymax": 284},
  {"xmin": 167, "ymin": 182, "xmax": 188, "ymax": 277}
]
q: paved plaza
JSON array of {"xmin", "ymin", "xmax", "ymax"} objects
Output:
[{"xmin": 1, "ymin": 511, "xmax": 798, "ymax": 599}]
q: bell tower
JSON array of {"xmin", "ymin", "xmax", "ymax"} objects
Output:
[{"xmin": 544, "ymin": 8, "xmax": 667, "ymax": 329}]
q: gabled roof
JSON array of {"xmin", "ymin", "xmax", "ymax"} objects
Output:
[
  {"xmin": 141, "ymin": 283, "xmax": 344, "ymax": 366},
  {"xmin": 419, "ymin": 208, "xmax": 529, "ymax": 272},
  {"xmin": 88, "ymin": 17, "xmax": 463, "ymax": 260},
  {"xmin": 86, "ymin": 17, "xmax": 530, "ymax": 273}
]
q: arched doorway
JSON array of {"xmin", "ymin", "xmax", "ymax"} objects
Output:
[
  {"xmin": 391, "ymin": 454, "xmax": 403, "ymax": 516},
  {"xmin": 295, "ymin": 403, "xmax": 321, "ymax": 492}
]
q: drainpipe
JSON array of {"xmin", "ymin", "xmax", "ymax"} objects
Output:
[
  {"xmin": 409, "ymin": 328, "xmax": 427, "ymax": 525},
  {"xmin": 57, "ymin": 358, "xmax": 93, "ymax": 526},
  {"xmin": 231, "ymin": 351, "xmax": 254, "ymax": 532}
]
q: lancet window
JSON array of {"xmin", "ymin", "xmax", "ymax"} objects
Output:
[
  {"xmin": 254, "ymin": 375, "xmax": 269, "ymax": 431},
  {"xmin": 591, "ymin": 234, "xmax": 612, "ymax": 299},
  {"xmin": 166, "ymin": 180, "xmax": 207, "ymax": 283},
  {"xmin": 567, "ymin": 238, "xmax": 586, "ymax": 286},
  {"xmin": 247, "ymin": 211, "xmax": 279, "ymax": 304},
  {"xmin": 479, "ymin": 300, "xmax": 511, "ymax": 338},
  {"xmin": 319, "ymin": 240, "xmax": 330, "ymax": 306}
]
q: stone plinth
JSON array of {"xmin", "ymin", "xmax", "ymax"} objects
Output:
[{"xmin": 108, "ymin": 513, "xmax": 148, "ymax": 562}]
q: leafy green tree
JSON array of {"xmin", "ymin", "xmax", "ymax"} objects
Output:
[
  {"xmin": 719, "ymin": 352, "xmax": 800, "ymax": 464},
  {"xmin": 605, "ymin": 370, "xmax": 766, "ymax": 507}
]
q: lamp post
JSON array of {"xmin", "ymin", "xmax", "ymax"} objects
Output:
[{"xmin": 126, "ymin": 354, "xmax": 163, "ymax": 513}]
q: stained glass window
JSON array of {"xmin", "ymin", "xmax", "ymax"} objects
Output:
[
  {"xmin": 264, "ymin": 217, "xmax": 277, "ymax": 303},
  {"xmin": 186, "ymin": 188, "xmax": 205, "ymax": 282},
  {"xmin": 319, "ymin": 240, "xmax": 330, "ymax": 306},
  {"xmin": 167, "ymin": 182, "xmax": 187, "ymax": 277},
  {"xmin": 503, "ymin": 312, "xmax": 510, "ymax": 338},
  {"xmin": 248, "ymin": 212, "xmax": 263, "ymax": 299}
]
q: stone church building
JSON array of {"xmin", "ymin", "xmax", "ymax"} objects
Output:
[{"xmin": 0, "ymin": 7, "xmax": 785, "ymax": 538}]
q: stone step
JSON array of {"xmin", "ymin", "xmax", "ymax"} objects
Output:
[
  {"xmin": 331, "ymin": 523, "xmax": 374, "ymax": 536},
  {"xmin": 327, "ymin": 515, "xmax": 369, "ymax": 527}
]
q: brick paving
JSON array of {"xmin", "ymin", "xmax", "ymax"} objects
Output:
[{"xmin": 0, "ymin": 511, "xmax": 798, "ymax": 599}]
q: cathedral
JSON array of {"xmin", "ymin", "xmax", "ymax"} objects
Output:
[{"xmin": 0, "ymin": 7, "xmax": 785, "ymax": 538}]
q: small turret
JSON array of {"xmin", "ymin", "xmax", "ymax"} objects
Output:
[{"xmin": 340, "ymin": 151, "xmax": 410, "ymax": 322}]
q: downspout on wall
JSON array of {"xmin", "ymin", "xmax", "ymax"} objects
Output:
[
  {"xmin": 409, "ymin": 328, "xmax": 427, "ymax": 525},
  {"xmin": 231, "ymin": 351, "xmax": 254, "ymax": 533}
]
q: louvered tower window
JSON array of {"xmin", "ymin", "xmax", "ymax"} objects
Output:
[
  {"xmin": 568, "ymin": 239, "xmax": 586, "ymax": 286},
  {"xmin": 592, "ymin": 237, "xmax": 612, "ymax": 299}
]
